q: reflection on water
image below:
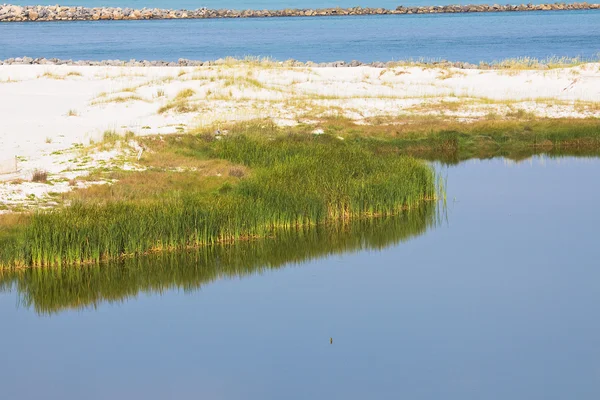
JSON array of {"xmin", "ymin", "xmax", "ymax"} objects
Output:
[
  {"xmin": 1, "ymin": 156, "xmax": 599, "ymax": 400},
  {"xmin": 0, "ymin": 203, "xmax": 440, "ymax": 315},
  {"xmin": 417, "ymin": 144, "xmax": 600, "ymax": 166}
]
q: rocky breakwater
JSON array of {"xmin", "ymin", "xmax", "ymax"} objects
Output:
[
  {"xmin": 0, "ymin": 3, "xmax": 598, "ymax": 22},
  {"xmin": 1, "ymin": 56, "xmax": 543, "ymax": 70}
]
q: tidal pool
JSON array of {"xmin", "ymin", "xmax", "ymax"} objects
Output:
[{"xmin": 1, "ymin": 156, "xmax": 599, "ymax": 399}]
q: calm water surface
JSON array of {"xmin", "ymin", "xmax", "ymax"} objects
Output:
[
  {"xmin": 1, "ymin": 156, "xmax": 599, "ymax": 399},
  {"xmin": 1, "ymin": 11, "xmax": 599, "ymax": 62}
]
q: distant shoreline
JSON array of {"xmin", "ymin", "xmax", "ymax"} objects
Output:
[
  {"xmin": 0, "ymin": 3, "xmax": 599, "ymax": 22},
  {"xmin": 2, "ymin": 56, "xmax": 598, "ymax": 69}
]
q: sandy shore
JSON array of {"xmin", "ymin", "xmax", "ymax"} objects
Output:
[{"xmin": 1, "ymin": 62, "xmax": 599, "ymax": 210}]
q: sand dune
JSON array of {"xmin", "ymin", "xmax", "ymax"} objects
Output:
[{"xmin": 1, "ymin": 62, "xmax": 599, "ymax": 210}]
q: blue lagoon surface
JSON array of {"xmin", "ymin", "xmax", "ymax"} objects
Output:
[
  {"xmin": 1, "ymin": 156, "xmax": 599, "ymax": 399},
  {"xmin": 1, "ymin": 11, "xmax": 599, "ymax": 62}
]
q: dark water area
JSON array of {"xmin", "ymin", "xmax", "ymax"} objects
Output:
[
  {"xmin": 1, "ymin": 156, "xmax": 599, "ymax": 399},
  {"xmin": 1, "ymin": 11, "xmax": 599, "ymax": 63}
]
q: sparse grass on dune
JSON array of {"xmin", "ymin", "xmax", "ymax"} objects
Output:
[
  {"xmin": 374, "ymin": 56, "xmax": 600, "ymax": 71},
  {"xmin": 221, "ymin": 74, "xmax": 268, "ymax": 90},
  {"xmin": 489, "ymin": 55, "xmax": 599, "ymax": 70},
  {"xmin": 216, "ymin": 56, "xmax": 298, "ymax": 69},
  {"xmin": 0, "ymin": 129, "xmax": 436, "ymax": 268},
  {"xmin": 91, "ymin": 94, "xmax": 146, "ymax": 105},
  {"xmin": 39, "ymin": 71, "xmax": 83, "ymax": 79},
  {"xmin": 158, "ymin": 88, "xmax": 199, "ymax": 113},
  {"xmin": 574, "ymin": 101, "xmax": 600, "ymax": 113},
  {"xmin": 0, "ymin": 76, "xmax": 19, "ymax": 83}
]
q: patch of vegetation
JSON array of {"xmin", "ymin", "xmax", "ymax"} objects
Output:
[
  {"xmin": 91, "ymin": 95, "xmax": 146, "ymax": 105},
  {"xmin": 175, "ymin": 88, "xmax": 195, "ymax": 99},
  {"xmin": 157, "ymin": 88, "xmax": 198, "ymax": 114},
  {"xmin": 0, "ymin": 128, "xmax": 436, "ymax": 268},
  {"xmin": 311, "ymin": 116, "xmax": 600, "ymax": 164},
  {"xmin": 40, "ymin": 72, "xmax": 65, "ymax": 80},
  {"xmin": 0, "ymin": 209, "xmax": 438, "ymax": 314},
  {"xmin": 489, "ymin": 56, "xmax": 596, "ymax": 70},
  {"xmin": 221, "ymin": 75, "xmax": 266, "ymax": 90},
  {"xmin": 102, "ymin": 129, "xmax": 121, "ymax": 143},
  {"xmin": 31, "ymin": 169, "xmax": 48, "ymax": 183}
]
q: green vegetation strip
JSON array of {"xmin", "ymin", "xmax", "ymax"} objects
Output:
[
  {"xmin": 0, "ymin": 131, "xmax": 436, "ymax": 268},
  {"xmin": 317, "ymin": 117, "xmax": 600, "ymax": 164},
  {"xmin": 0, "ymin": 209, "xmax": 438, "ymax": 315}
]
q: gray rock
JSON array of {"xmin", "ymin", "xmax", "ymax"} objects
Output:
[{"xmin": 0, "ymin": 3, "xmax": 595, "ymax": 22}]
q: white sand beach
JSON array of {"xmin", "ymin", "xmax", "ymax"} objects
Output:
[{"xmin": 1, "ymin": 62, "xmax": 599, "ymax": 210}]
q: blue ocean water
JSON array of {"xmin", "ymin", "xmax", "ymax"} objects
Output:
[{"xmin": 1, "ymin": 10, "xmax": 599, "ymax": 62}]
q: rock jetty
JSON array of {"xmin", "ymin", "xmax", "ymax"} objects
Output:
[
  {"xmin": 0, "ymin": 56, "xmax": 557, "ymax": 70},
  {"xmin": 0, "ymin": 3, "xmax": 598, "ymax": 22}
]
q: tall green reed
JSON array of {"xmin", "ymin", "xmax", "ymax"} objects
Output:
[
  {"xmin": 0, "ymin": 133, "xmax": 436, "ymax": 268},
  {"xmin": 1, "ymin": 207, "xmax": 439, "ymax": 315}
]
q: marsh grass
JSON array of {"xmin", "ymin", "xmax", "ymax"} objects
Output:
[
  {"xmin": 1, "ymin": 208, "xmax": 438, "ymax": 314},
  {"xmin": 3, "ymin": 115, "xmax": 597, "ymax": 269},
  {"xmin": 320, "ymin": 115, "xmax": 600, "ymax": 163},
  {"xmin": 0, "ymin": 129, "xmax": 436, "ymax": 268}
]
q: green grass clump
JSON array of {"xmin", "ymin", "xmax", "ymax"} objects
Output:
[
  {"xmin": 1, "ymin": 208, "xmax": 439, "ymax": 314},
  {"xmin": 0, "ymin": 132, "xmax": 436, "ymax": 268},
  {"xmin": 316, "ymin": 116, "xmax": 600, "ymax": 164}
]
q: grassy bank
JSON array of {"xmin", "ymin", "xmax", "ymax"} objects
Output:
[
  {"xmin": 2, "ymin": 116, "xmax": 597, "ymax": 269},
  {"xmin": 0, "ymin": 130, "xmax": 437, "ymax": 268},
  {"xmin": 0, "ymin": 209, "xmax": 438, "ymax": 314},
  {"xmin": 313, "ymin": 116, "xmax": 600, "ymax": 164}
]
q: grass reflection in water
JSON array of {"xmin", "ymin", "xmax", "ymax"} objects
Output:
[{"xmin": 0, "ymin": 202, "xmax": 441, "ymax": 315}]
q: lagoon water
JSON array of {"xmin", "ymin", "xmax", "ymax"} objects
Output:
[
  {"xmin": 1, "ymin": 10, "xmax": 599, "ymax": 62},
  {"xmin": 1, "ymin": 156, "xmax": 599, "ymax": 399}
]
